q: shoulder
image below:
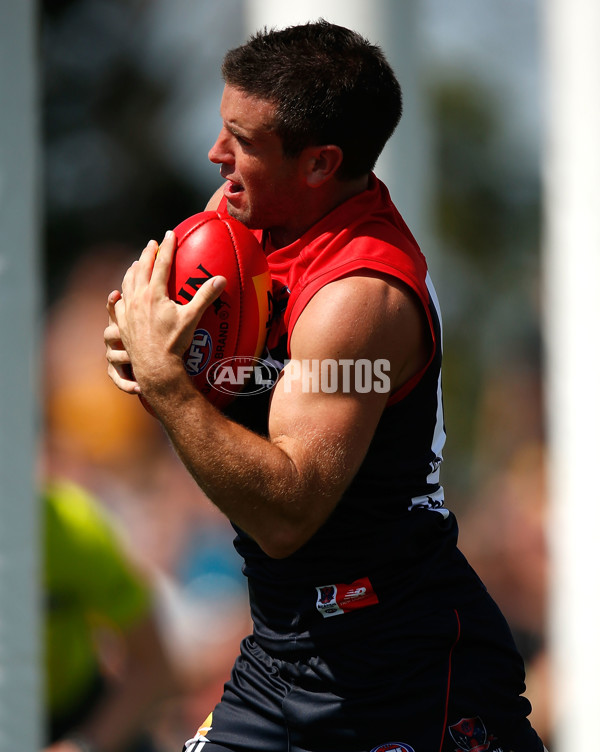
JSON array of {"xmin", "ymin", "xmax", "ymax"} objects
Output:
[
  {"xmin": 283, "ymin": 216, "xmax": 430, "ymax": 347},
  {"xmin": 290, "ymin": 272, "xmax": 431, "ymax": 393},
  {"xmin": 205, "ymin": 184, "xmax": 226, "ymax": 211}
]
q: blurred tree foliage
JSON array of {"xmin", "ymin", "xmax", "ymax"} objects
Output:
[
  {"xmin": 428, "ymin": 76, "xmax": 542, "ymax": 503},
  {"xmin": 42, "ymin": 0, "xmax": 210, "ymax": 304}
]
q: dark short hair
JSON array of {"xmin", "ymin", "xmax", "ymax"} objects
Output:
[{"xmin": 221, "ymin": 19, "xmax": 402, "ymax": 180}]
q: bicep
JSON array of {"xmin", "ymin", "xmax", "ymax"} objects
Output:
[
  {"xmin": 267, "ymin": 273, "xmax": 429, "ymax": 515},
  {"xmin": 268, "ymin": 369, "xmax": 390, "ymax": 511}
]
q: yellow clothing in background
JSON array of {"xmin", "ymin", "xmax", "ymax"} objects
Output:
[{"xmin": 44, "ymin": 481, "xmax": 150, "ymax": 719}]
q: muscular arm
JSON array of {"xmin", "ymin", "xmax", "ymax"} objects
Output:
[{"xmin": 106, "ymin": 235, "xmax": 429, "ymax": 558}]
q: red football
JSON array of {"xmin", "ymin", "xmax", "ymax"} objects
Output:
[{"xmin": 168, "ymin": 211, "xmax": 272, "ymax": 409}]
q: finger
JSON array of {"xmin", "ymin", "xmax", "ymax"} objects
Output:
[
  {"xmin": 111, "ymin": 296, "xmax": 128, "ymax": 332},
  {"xmin": 106, "ymin": 346, "xmax": 133, "ymax": 371},
  {"xmin": 185, "ymin": 275, "xmax": 227, "ymax": 325},
  {"xmin": 121, "ymin": 260, "xmax": 137, "ymax": 298},
  {"xmin": 106, "ymin": 290, "xmax": 121, "ymax": 325},
  {"xmin": 122, "ymin": 240, "xmax": 158, "ymax": 296},
  {"xmin": 107, "ymin": 360, "xmax": 141, "ymax": 394},
  {"xmin": 137, "ymin": 237, "xmax": 161, "ymax": 279},
  {"xmin": 150, "ymin": 230, "xmax": 177, "ymax": 289},
  {"xmin": 105, "ymin": 334, "xmax": 139, "ymax": 392},
  {"xmin": 104, "ymin": 321, "xmax": 124, "ymax": 350}
]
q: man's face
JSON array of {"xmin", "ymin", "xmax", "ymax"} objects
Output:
[{"xmin": 208, "ymin": 85, "xmax": 305, "ymax": 237}]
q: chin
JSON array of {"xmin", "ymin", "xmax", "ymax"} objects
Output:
[
  {"xmin": 225, "ymin": 201, "xmax": 246, "ymax": 223},
  {"xmin": 227, "ymin": 204, "xmax": 263, "ymax": 231}
]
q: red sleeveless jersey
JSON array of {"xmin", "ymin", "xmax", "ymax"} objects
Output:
[
  {"xmin": 219, "ymin": 174, "xmax": 435, "ymax": 403},
  {"xmin": 219, "ymin": 175, "xmax": 483, "ymax": 650}
]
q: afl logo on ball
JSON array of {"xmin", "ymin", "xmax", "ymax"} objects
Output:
[
  {"xmin": 369, "ymin": 745, "xmax": 416, "ymax": 752},
  {"xmin": 184, "ymin": 329, "xmax": 212, "ymax": 376}
]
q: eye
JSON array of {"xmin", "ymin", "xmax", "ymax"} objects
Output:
[
  {"xmin": 234, "ymin": 133, "xmax": 251, "ymax": 147},
  {"xmin": 227, "ymin": 126, "xmax": 251, "ymax": 148}
]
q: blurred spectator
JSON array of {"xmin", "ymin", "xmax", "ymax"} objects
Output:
[
  {"xmin": 42, "ymin": 246, "xmax": 245, "ymax": 579},
  {"xmin": 458, "ymin": 441, "xmax": 551, "ymax": 743},
  {"xmin": 42, "ymin": 479, "xmax": 250, "ymax": 752},
  {"xmin": 42, "ymin": 246, "xmax": 166, "ymax": 495},
  {"xmin": 43, "ymin": 479, "xmax": 172, "ymax": 752},
  {"xmin": 41, "ymin": 249, "xmax": 251, "ymax": 749}
]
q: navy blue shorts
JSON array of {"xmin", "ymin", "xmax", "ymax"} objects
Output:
[{"xmin": 183, "ymin": 592, "xmax": 545, "ymax": 752}]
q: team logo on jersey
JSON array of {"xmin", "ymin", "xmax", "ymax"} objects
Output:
[
  {"xmin": 369, "ymin": 743, "xmax": 416, "ymax": 752},
  {"xmin": 448, "ymin": 716, "xmax": 496, "ymax": 751},
  {"xmin": 315, "ymin": 577, "xmax": 379, "ymax": 618}
]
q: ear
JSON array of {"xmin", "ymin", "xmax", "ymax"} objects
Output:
[{"xmin": 303, "ymin": 145, "xmax": 344, "ymax": 187}]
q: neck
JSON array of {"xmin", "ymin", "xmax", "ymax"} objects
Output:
[{"xmin": 268, "ymin": 174, "xmax": 370, "ymax": 249}]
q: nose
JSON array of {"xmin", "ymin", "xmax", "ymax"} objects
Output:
[{"xmin": 208, "ymin": 127, "xmax": 232, "ymax": 165}]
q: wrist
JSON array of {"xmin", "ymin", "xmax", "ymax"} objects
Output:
[
  {"xmin": 139, "ymin": 358, "xmax": 207, "ymax": 416},
  {"xmin": 136, "ymin": 353, "xmax": 190, "ymax": 396}
]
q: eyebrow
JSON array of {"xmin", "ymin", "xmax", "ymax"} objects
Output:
[
  {"xmin": 225, "ymin": 118, "xmax": 277, "ymax": 144},
  {"xmin": 226, "ymin": 122, "xmax": 251, "ymax": 139}
]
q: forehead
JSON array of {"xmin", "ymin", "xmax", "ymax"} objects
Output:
[{"xmin": 220, "ymin": 84, "xmax": 277, "ymax": 135}]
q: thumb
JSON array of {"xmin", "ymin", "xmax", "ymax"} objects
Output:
[{"xmin": 187, "ymin": 275, "xmax": 227, "ymax": 322}]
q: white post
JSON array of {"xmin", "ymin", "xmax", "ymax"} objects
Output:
[
  {"xmin": 542, "ymin": 0, "xmax": 600, "ymax": 749},
  {"xmin": 245, "ymin": 0, "xmax": 371, "ymax": 37},
  {"xmin": 0, "ymin": 1, "xmax": 42, "ymax": 750}
]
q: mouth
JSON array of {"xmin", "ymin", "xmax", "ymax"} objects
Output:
[
  {"xmin": 220, "ymin": 168, "xmax": 244, "ymax": 198},
  {"xmin": 224, "ymin": 179, "xmax": 245, "ymax": 199}
]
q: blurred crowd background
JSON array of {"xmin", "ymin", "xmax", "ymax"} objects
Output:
[{"xmin": 39, "ymin": 0, "xmax": 550, "ymax": 749}]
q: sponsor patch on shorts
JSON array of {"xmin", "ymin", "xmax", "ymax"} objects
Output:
[{"xmin": 315, "ymin": 576, "xmax": 379, "ymax": 618}]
